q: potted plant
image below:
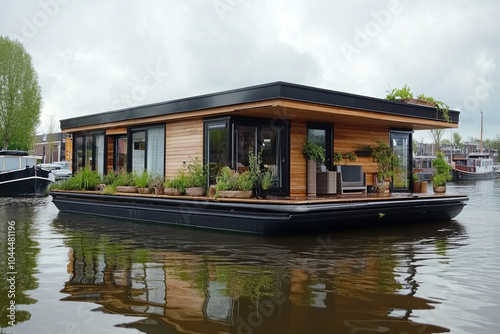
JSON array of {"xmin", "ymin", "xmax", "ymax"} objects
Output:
[
  {"xmin": 114, "ymin": 169, "xmax": 137, "ymax": 193},
  {"xmin": 431, "ymin": 152, "xmax": 452, "ymax": 193},
  {"xmin": 412, "ymin": 173, "xmax": 421, "ymax": 193},
  {"xmin": 302, "ymin": 141, "xmax": 325, "ymax": 196},
  {"xmin": 355, "ymin": 144, "xmax": 373, "ymax": 157},
  {"xmin": 343, "ymin": 152, "xmax": 357, "ymax": 164},
  {"xmin": 259, "ymin": 169, "xmax": 275, "ymax": 199},
  {"xmin": 372, "ymin": 140, "xmax": 400, "ymax": 193},
  {"xmin": 185, "ymin": 157, "xmax": 206, "ymax": 196},
  {"xmin": 134, "ymin": 170, "xmax": 152, "ymax": 194},
  {"xmin": 302, "ymin": 141, "xmax": 325, "ymax": 167},
  {"xmin": 150, "ymin": 175, "xmax": 164, "ymax": 195},
  {"xmin": 215, "ymin": 166, "xmax": 253, "ymax": 198},
  {"xmin": 163, "ymin": 171, "xmax": 186, "ymax": 196},
  {"xmin": 333, "ymin": 152, "xmax": 343, "ymax": 165}
]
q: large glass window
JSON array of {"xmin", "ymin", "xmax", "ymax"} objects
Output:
[
  {"xmin": 307, "ymin": 123, "xmax": 333, "ymax": 168},
  {"xmin": 73, "ymin": 133, "xmax": 105, "ymax": 174},
  {"xmin": 75, "ymin": 135, "xmax": 84, "ymax": 170},
  {"xmin": 204, "ymin": 117, "xmax": 289, "ymax": 195},
  {"xmin": 116, "ymin": 136, "xmax": 128, "ymax": 171},
  {"xmin": 205, "ymin": 121, "xmax": 229, "ymax": 184},
  {"xmin": 235, "ymin": 125, "xmax": 257, "ymax": 173},
  {"xmin": 95, "ymin": 135, "xmax": 104, "ymax": 175},
  {"xmin": 85, "ymin": 136, "xmax": 94, "ymax": 170},
  {"xmin": 147, "ymin": 127, "xmax": 165, "ymax": 177},
  {"xmin": 132, "ymin": 130, "xmax": 146, "ymax": 174},
  {"xmin": 391, "ymin": 131, "xmax": 413, "ymax": 192},
  {"xmin": 126, "ymin": 126, "xmax": 165, "ymax": 177}
]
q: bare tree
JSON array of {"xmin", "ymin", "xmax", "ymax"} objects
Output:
[
  {"xmin": 429, "ymin": 129, "xmax": 445, "ymax": 152},
  {"xmin": 45, "ymin": 114, "xmax": 58, "ymax": 163}
]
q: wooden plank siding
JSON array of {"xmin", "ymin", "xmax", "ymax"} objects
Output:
[
  {"xmin": 165, "ymin": 119, "xmax": 203, "ymax": 179},
  {"xmin": 290, "ymin": 120, "xmax": 307, "ymax": 197},
  {"xmin": 106, "ymin": 136, "xmax": 114, "ymax": 172},
  {"xmin": 289, "ymin": 121, "xmax": 391, "ymax": 196},
  {"xmin": 333, "ymin": 123, "xmax": 388, "ymax": 186}
]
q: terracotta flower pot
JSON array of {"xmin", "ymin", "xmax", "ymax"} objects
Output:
[
  {"xmin": 154, "ymin": 187, "xmax": 164, "ymax": 195},
  {"xmin": 116, "ymin": 186, "xmax": 138, "ymax": 193},
  {"xmin": 185, "ymin": 187, "xmax": 205, "ymax": 197},
  {"xmin": 413, "ymin": 181, "xmax": 421, "ymax": 193},
  {"xmin": 217, "ymin": 190, "xmax": 253, "ymax": 199},
  {"xmin": 138, "ymin": 187, "xmax": 151, "ymax": 194},
  {"xmin": 433, "ymin": 185, "xmax": 446, "ymax": 194},
  {"xmin": 164, "ymin": 187, "xmax": 182, "ymax": 196}
]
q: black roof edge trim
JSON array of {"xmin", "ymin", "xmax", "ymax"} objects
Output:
[{"xmin": 60, "ymin": 81, "xmax": 459, "ymax": 130}]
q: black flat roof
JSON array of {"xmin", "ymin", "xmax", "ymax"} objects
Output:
[{"xmin": 60, "ymin": 81, "xmax": 459, "ymax": 130}]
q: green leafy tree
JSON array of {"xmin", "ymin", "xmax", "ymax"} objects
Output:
[
  {"xmin": 0, "ymin": 36, "xmax": 43, "ymax": 150},
  {"xmin": 453, "ymin": 132, "xmax": 462, "ymax": 148}
]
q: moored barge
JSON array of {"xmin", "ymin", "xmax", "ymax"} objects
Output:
[{"xmin": 52, "ymin": 82, "xmax": 468, "ymax": 233}]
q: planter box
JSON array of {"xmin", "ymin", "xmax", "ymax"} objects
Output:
[
  {"xmin": 402, "ymin": 98, "xmax": 435, "ymax": 108},
  {"xmin": 164, "ymin": 187, "xmax": 182, "ymax": 196},
  {"xmin": 217, "ymin": 190, "xmax": 253, "ymax": 199},
  {"xmin": 355, "ymin": 150, "xmax": 372, "ymax": 157},
  {"xmin": 316, "ymin": 171, "xmax": 337, "ymax": 194},
  {"xmin": 116, "ymin": 186, "xmax": 138, "ymax": 193},
  {"xmin": 138, "ymin": 187, "xmax": 152, "ymax": 194},
  {"xmin": 185, "ymin": 187, "xmax": 205, "ymax": 197},
  {"xmin": 154, "ymin": 187, "xmax": 164, "ymax": 195}
]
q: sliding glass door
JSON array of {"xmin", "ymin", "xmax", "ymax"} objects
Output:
[
  {"xmin": 390, "ymin": 130, "xmax": 413, "ymax": 192},
  {"xmin": 204, "ymin": 117, "xmax": 289, "ymax": 195}
]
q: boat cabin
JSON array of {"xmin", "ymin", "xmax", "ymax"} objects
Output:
[
  {"xmin": 60, "ymin": 82, "xmax": 460, "ymax": 196},
  {"xmin": 0, "ymin": 150, "xmax": 40, "ymax": 172}
]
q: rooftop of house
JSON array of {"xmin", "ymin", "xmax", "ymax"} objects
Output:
[{"xmin": 60, "ymin": 81, "xmax": 460, "ymax": 130}]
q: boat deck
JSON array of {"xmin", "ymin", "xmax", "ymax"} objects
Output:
[
  {"xmin": 51, "ymin": 190, "xmax": 469, "ymax": 234},
  {"xmin": 52, "ymin": 189, "xmax": 467, "ymax": 204}
]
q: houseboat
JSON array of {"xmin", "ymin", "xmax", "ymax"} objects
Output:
[
  {"xmin": 51, "ymin": 82, "xmax": 468, "ymax": 234},
  {"xmin": 452, "ymin": 153, "xmax": 499, "ymax": 180},
  {"xmin": 0, "ymin": 150, "xmax": 53, "ymax": 196}
]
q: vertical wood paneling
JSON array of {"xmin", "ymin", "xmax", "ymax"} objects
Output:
[
  {"xmin": 165, "ymin": 119, "xmax": 204, "ymax": 179},
  {"xmin": 333, "ymin": 123, "xmax": 389, "ymax": 185},
  {"xmin": 106, "ymin": 136, "xmax": 114, "ymax": 172},
  {"xmin": 290, "ymin": 120, "xmax": 307, "ymax": 197}
]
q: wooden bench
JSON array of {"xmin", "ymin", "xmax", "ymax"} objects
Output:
[{"xmin": 334, "ymin": 165, "xmax": 367, "ymax": 194}]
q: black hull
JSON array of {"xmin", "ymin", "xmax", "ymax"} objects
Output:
[
  {"xmin": 452, "ymin": 169, "xmax": 500, "ymax": 181},
  {"xmin": 0, "ymin": 167, "xmax": 52, "ymax": 196},
  {"xmin": 51, "ymin": 191, "xmax": 468, "ymax": 234}
]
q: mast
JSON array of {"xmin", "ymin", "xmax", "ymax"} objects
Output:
[{"xmin": 480, "ymin": 111, "xmax": 483, "ymax": 153}]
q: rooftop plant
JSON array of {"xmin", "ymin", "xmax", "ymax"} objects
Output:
[{"xmin": 386, "ymin": 84, "xmax": 450, "ymax": 122}]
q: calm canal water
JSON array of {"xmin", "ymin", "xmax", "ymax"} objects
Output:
[{"xmin": 1, "ymin": 180, "xmax": 499, "ymax": 334}]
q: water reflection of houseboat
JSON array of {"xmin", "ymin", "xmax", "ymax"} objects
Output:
[
  {"xmin": 55, "ymin": 213, "xmax": 461, "ymax": 334},
  {"xmin": 51, "ymin": 82, "xmax": 468, "ymax": 233}
]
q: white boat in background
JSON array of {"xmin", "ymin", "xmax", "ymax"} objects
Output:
[
  {"xmin": 452, "ymin": 112, "xmax": 499, "ymax": 181},
  {"xmin": 452, "ymin": 153, "xmax": 499, "ymax": 180}
]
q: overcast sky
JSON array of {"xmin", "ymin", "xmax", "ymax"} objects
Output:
[{"xmin": 1, "ymin": 0, "xmax": 499, "ymax": 143}]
